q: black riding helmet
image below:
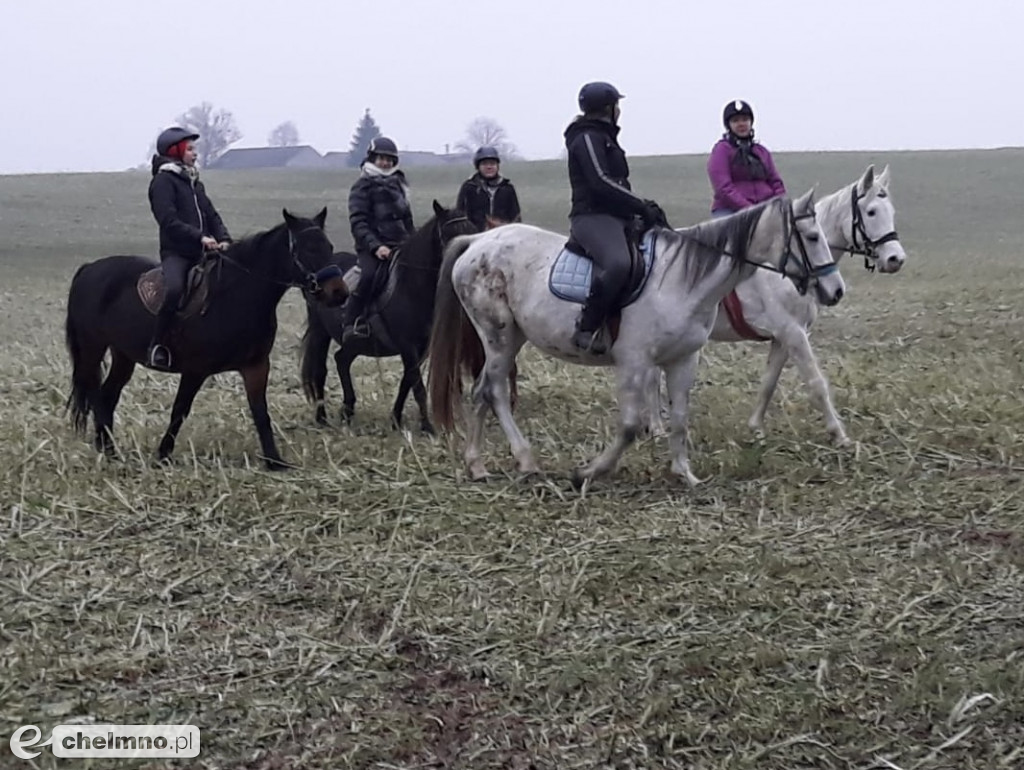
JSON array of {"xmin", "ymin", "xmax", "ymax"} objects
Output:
[
  {"xmin": 474, "ymin": 146, "xmax": 501, "ymax": 166},
  {"xmin": 723, "ymin": 99, "xmax": 754, "ymax": 128},
  {"xmin": 366, "ymin": 136, "xmax": 399, "ymax": 162},
  {"xmin": 156, "ymin": 126, "xmax": 200, "ymax": 156},
  {"xmin": 578, "ymin": 81, "xmax": 624, "ymax": 114}
]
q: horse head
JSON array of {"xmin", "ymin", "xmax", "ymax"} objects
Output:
[
  {"xmin": 282, "ymin": 207, "xmax": 349, "ymax": 307},
  {"xmin": 767, "ymin": 188, "xmax": 847, "ymax": 307},
  {"xmin": 852, "ymin": 164, "xmax": 906, "ymax": 274}
]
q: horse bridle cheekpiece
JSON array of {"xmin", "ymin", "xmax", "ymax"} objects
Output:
[
  {"xmin": 778, "ymin": 202, "xmax": 838, "ymax": 296},
  {"xmin": 288, "ymin": 225, "xmax": 342, "ymax": 294},
  {"xmin": 847, "ymin": 184, "xmax": 899, "ymax": 271}
]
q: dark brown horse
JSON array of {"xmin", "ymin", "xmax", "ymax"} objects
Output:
[
  {"xmin": 299, "ymin": 201, "xmax": 478, "ymax": 433},
  {"xmin": 65, "ymin": 208, "xmax": 347, "ymax": 469}
]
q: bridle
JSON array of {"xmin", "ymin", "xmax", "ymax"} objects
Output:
[
  {"xmin": 673, "ymin": 201, "xmax": 838, "ymax": 296},
  {"xmin": 829, "ymin": 184, "xmax": 900, "ymax": 272},
  {"xmin": 390, "ymin": 214, "xmax": 474, "ymax": 274},
  {"xmin": 286, "ymin": 225, "xmax": 343, "ymax": 294}
]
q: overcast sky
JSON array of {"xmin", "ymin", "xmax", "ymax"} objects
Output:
[{"xmin": 4, "ymin": 0, "xmax": 1018, "ymax": 174}]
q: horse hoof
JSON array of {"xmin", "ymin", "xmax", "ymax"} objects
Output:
[
  {"xmin": 466, "ymin": 463, "xmax": 489, "ymax": 482},
  {"xmin": 570, "ymin": 468, "xmax": 588, "ymax": 491},
  {"xmin": 421, "ymin": 422, "xmax": 436, "ymax": 436}
]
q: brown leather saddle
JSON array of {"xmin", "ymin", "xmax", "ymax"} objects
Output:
[{"xmin": 137, "ymin": 257, "xmax": 218, "ymax": 318}]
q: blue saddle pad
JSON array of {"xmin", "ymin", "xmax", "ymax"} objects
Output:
[{"xmin": 549, "ymin": 230, "xmax": 657, "ymax": 306}]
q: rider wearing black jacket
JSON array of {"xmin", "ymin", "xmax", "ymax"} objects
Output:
[
  {"xmin": 146, "ymin": 126, "xmax": 232, "ymax": 370},
  {"xmin": 564, "ymin": 82, "xmax": 667, "ymax": 354},
  {"xmin": 342, "ymin": 136, "xmax": 415, "ymax": 342}
]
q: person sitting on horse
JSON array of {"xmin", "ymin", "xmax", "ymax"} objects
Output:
[
  {"xmin": 707, "ymin": 99, "xmax": 786, "ymax": 217},
  {"xmin": 146, "ymin": 126, "xmax": 232, "ymax": 370},
  {"xmin": 342, "ymin": 136, "xmax": 415, "ymax": 343},
  {"xmin": 564, "ymin": 81, "xmax": 668, "ymax": 355},
  {"xmin": 455, "ymin": 146, "xmax": 522, "ymax": 230}
]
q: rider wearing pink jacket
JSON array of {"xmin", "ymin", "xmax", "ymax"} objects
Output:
[{"xmin": 707, "ymin": 99, "xmax": 786, "ymax": 216}]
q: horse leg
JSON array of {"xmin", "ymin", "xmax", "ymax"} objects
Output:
[
  {"xmin": 157, "ymin": 373, "xmax": 207, "ymax": 463},
  {"xmin": 390, "ymin": 345, "xmax": 422, "ymax": 432},
  {"xmin": 464, "ymin": 332, "xmax": 533, "ymax": 479},
  {"xmin": 94, "ymin": 350, "xmax": 136, "ymax": 454},
  {"xmin": 401, "ymin": 346, "xmax": 435, "ymax": 435},
  {"xmin": 509, "ymin": 360, "xmax": 519, "ymax": 412},
  {"xmin": 572, "ymin": 360, "xmax": 648, "ymax": 488},
  {"xmin": 642, "ymin": 366, "xmax": 668, "ymax": 438},
  {"xmin": 748, "ymin": 337, "xmax": 788, "ymax": 435},
  {"xmin": 785, "ymin": 330, "xmax": 850, "ymax": 446},
  {"xmin": 334, "ymin": 346, "xmax": 358, "ymax": 425},
  {"xmin": 240, "ymin": 356, "xmax": 289, "ymax": 470},
  {"xmin": 664, "ymin": 351, "xmax": 704, "ymax": 487}
]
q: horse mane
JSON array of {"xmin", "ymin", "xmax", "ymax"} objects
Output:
[
  {"xmin": 662, "ymin": 197, "xmax": 784, "ymax": 288},
  {"xmin": 814, "ymin": 183, "xmax": 852, "ymax": 233},
  {"xmin": 222, "ymin": 222, "xmax": 288, "ymax": 264},
  {"xmin": 395, "ymin": 213, "xmax": 441, "ymax": 267}
]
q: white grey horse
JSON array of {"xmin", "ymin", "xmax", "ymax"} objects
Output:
[
  {"xmin": 427, "ymin": 189, "xmax": 846, "ymax": 488},
  {"xmin": 644, "ymin": 164, "xmax": 906, "ymax": 445}
]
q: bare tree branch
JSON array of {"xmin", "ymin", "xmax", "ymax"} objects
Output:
[
  {"xmin": 268, "ymin": 121, "xmax": 301, "ymax": 147},
  {"xmin": 453, "ymin": 117, "xmax": 520, "ymax": 160},
  {"xmin": 175, "ymin": 102, "xmax": 242, "ymax": 167}
]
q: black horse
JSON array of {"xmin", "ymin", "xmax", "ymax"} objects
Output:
[
  {"xmin": 299, "ymin": 200, "xmax": 476, "ymax": 433},
  {"xmin": 65, "ymin": 208, "xmax": 348, "ymax": 470}
]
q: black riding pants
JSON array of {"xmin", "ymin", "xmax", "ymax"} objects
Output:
[
  {"xmin": 153, "ymin": 253, "xmax": 192, "ymax": 343},
  {"xmin": 568, "ymin": 213, "xmax": 632, "ymax": 331}
]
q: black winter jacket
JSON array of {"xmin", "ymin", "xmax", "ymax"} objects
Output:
[
  {"xmin": 563, "ymin": 117, "xmax": 647, "ymax": 219},
  {"xmin": 148, "ymin": 156, "xmax": 231, "ymax": 262},
  {"xmin": 348, "ymin": 167, "xmax": 415, "ymax": 255},
  {"xmin": 456, "ymin": 174, "xmax": 522, "ymax": 229}
]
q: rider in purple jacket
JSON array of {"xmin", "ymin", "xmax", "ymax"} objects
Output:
[{"xmin": 707, "ymin": 100, "xmax": 786, "ymax": 216}]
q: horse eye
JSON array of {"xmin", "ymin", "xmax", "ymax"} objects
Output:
[
  {"xmin": 877, "ymin": 191, "xmax": 888, "ymax": 198},
  {"xmin": 867, "ymin": 209, "xmax": 876, "ymax": 217},
  {"xmin": 807, "ymin": 233, "xmax": 819, "ymax": 242}
]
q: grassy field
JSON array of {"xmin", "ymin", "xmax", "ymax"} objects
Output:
[{"xmin": 0, "ymin": 149, "xmax": 1022, "ymax": 769}]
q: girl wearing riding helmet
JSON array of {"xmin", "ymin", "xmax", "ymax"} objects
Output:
[
  {"xmin": 707, "ymin": 99, "xmax": 786, "ymax": 217},
  {"xmin": 342, "ymin": 136, "xmax": 415, "ymax": 342},
  {"xmin": 146, "ymin": 125, "xmax": 232, "ymax": 370},
  {"xmin": 455, "ymin": 146, "xmax": 522, "ymax": 230}
]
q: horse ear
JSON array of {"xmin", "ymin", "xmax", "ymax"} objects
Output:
[
  {"xmin": 314, "ymin": 206, "xmax": 328, "ymax": 229},
  {"xmin": 858, "ymin": 165, "xmax": 875, "ymax": 195},
  {"xmin": 432, "ymin": 199, "xmax": 445, "ymax": 217},
  {"xmin": 795, "ymin": 185, "xmax": 816, "ymax": 212},
  {"xmin": 877, "ymin": 164, "xmax": 891, "ymax": 188},
  {"xmin": 282, "ymin": 208, "xmax": 298, "ymax": 227}
]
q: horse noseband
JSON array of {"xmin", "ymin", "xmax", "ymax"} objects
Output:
[{"xmin": 306, "ymin": 264, "xmax": 343, "ymax": 294}]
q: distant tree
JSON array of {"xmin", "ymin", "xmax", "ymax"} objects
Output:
[
  {"xmin": 268, "ymin": 121, "xmax": 301, "ymax": 147},
  {"xmin": 175, "ymin": 101, "xmax": 242, "ymax": 167},
  {"xmin": 453, "ymin": 117, "xmax": 520, "ymax": 160},
  {"xmin": 347, "ymin": 109, "xmax": 382, "ymax": 167}
]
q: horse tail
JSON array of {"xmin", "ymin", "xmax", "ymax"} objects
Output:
[
  {"xmin": 428, "ymin": 233, "xmax": 481, "ymax": 432},
  {"xmin": 64, "ymin": 264, "xmax": 97, "ymax": 433},
  {"xmin": 299, "ymin": 302, "xmax": 332, "ymax": 405}
]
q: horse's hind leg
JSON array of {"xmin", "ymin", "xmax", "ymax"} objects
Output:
[
  {"xmin": 748, "ymin": 337, "xmax": 788, "ymax": 435},
  {"xmin": 335, "ymin": 346, "xmax": 358, "ymax": 425},
  {"xmin": 94, "ymin": 350, "xmax": 136, "ymax": 454},
  {"xmin": 157, "ymin": 372, "xmax": 207, "ymax": 463}
]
